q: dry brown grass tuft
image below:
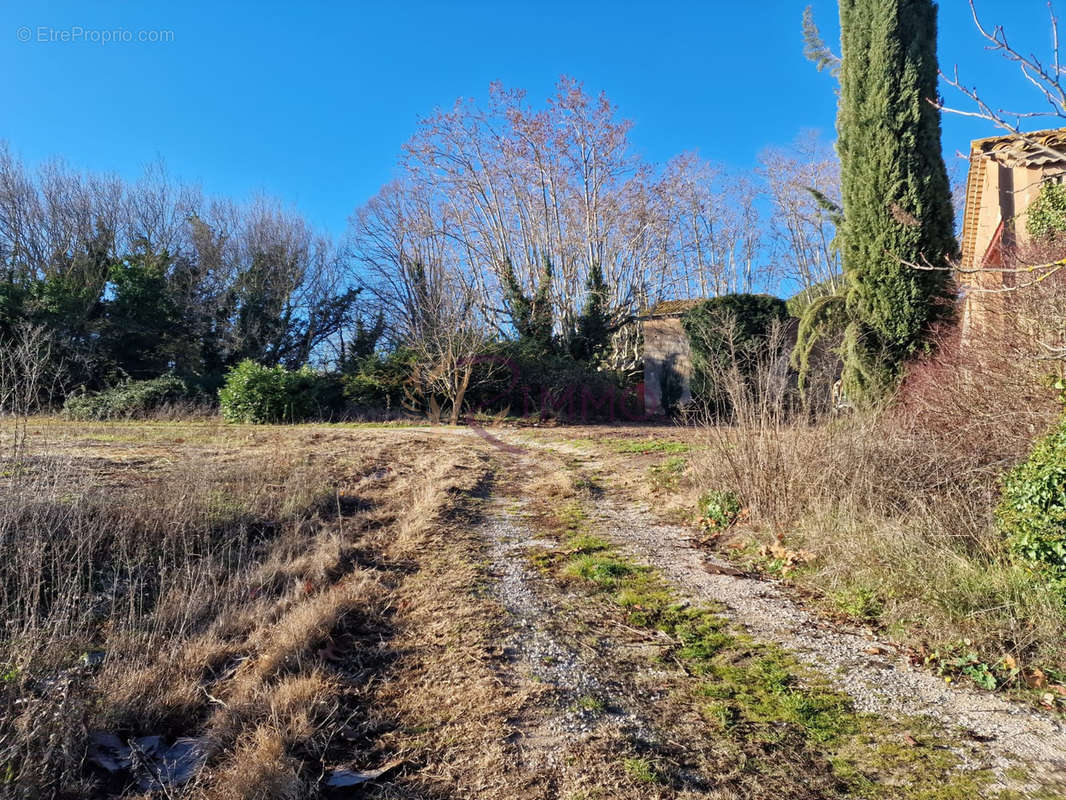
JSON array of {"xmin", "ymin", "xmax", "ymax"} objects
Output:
[
  {"xmin": 207, "ymin": 725, "xmax": 305, "ymax": 800},
  {"xmin": 684, "ymin": 311, "xmax": 1066, "ymax": 674},
  {"xmin": 0, "ymin": 422, "xmax": 513, "ymax": 798},
  {"xmin": 249, "ymin": 573, "xmax": 381, "ymax": 679}
]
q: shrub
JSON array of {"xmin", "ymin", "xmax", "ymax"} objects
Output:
[
  {"xmin": 63, "ymin": 375, "xmax": 194, "ymax": 420},
  {"xmin": 219, "ymin": 361, "xmax": 341, "ymax": 424},
  {"xmin": 680, "ymin": 294, "xmax": 794, "ymax": 413},
  {"xmin": 342, "ymin": 348, "xmax": 417, "ymax": 411},
  {"xmin": 997, "ymin": 417, "xmax": 1066, "ymax": 587},
  {"xmin": 464, "ymin": 340, "xmax": 637, "ymax": 422}
]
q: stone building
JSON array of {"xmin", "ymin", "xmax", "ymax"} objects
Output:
[
  {"xmin": 639, "ymin": 299, "xmax": 702, "ymax": 416},
  {"xmin": 959, "ymin": 127, "xmax": 1066, "ymax": 341}
]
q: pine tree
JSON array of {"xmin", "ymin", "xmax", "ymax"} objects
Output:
[
  {"xmin": 836, "ymin": 0, "xmax": 957, "ymax": 402},
  {"xmin": 569, "ymin": 261, "xmax": 611, "ymax": 364},
  {"xmin": 501, "ymin": 255, "xmax": 554, "ymax": 354}
]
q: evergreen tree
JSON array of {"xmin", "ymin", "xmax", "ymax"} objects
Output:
[
  {"xmin": 836, "ymin": 0, "xmax": 957, "ymax": 402},
  {"xmin": 568, "ymin": 261, "xmax": 611, "ymax": 364},
  {"xmin": 102, "ymin": 247, "xmax": 182, "ymax": 378},
  {"xmin": 501, "ymin": 255, "xmax": 554, "ymax": 354}
]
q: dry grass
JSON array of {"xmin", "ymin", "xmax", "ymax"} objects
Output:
[
  {"xmin": 0, "ymin": 420, "xmax": 514, "ymax": 799},
  {"xmin": 682, "ymin": 311, "xmax": 1066, "ymax": 679}
]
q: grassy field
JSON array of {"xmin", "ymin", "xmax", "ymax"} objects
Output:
[
  {"xmin": 2, "ymin": 418, "xmax": 1065, "ymax": 798},
  {"xmin": 0, "ymin": 419, "xmax": 519, "ymax": 798}
]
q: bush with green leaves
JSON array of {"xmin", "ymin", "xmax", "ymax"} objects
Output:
[
  {"xmin": 1027, "ymin": 181, "xmax": 1066, "ymax": 242},
  {"xmin": 63, "ymin": 375, "xmax": 195, "ymax": 420},
  {"xmin": 342, "ymin": 348, "xmax": 417, "ymax": 411},
  {"xmin": 997, "ymin": 418, "xmax": 1066, "ymax": 587},
  {"xmin": 218, "ymin": 360, "xmax": 342, "ymax": 424},
  {"xmin": 680, "ymin": 294, "xmax": 792, "ymax": 412}
]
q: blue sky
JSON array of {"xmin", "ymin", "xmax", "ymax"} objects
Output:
[{"xmin": 0, "ymin": 1, "xmax": 1052, "ymax": 237}]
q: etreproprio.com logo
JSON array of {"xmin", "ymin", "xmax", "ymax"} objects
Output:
[{"xmin": 16, "ymin": 26, "xmax": 175, "ymax": 44}]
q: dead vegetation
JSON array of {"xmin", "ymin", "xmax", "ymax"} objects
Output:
[
  {"xmin": 663, "ymin": 304, "xmax": 1066, "ymax": 690},
  {"xmin": 0, "ymin": 422, "xmax": 515, "ymax": 798},
  {"xmin": 505, "ymin": 447, "xmax": 1020, "ymax": 799}
]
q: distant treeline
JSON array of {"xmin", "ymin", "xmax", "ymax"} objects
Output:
[{"xmin": 0, "ymin": 144, "xmax": 372, "ymax": 394}]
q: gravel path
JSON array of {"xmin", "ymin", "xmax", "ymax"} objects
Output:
[
  {"xmin": 398, "ymin": 426, "xmax": 1066, "ymax": 791},
  {"xmin": 480, "ymin": 493, "xmax": 662, "ymax": 773},
  {"xmin": 495, "ymin": 431, "xmax": 1066, "ymax": 790},
  {"xmin": 593, "ymin": 498, "xmax": 1066, "ymax": 779}
]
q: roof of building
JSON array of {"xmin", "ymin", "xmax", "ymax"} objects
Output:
[
  {"xmin": 970, "ymin": 126, "xmax": 1066, "ymax": 168},
  {"xmin": 961, "ymin": 127, "xmax": 1066, "ymax": 268},
  {"xmin": 639, "ymin": 298, "xmax": 706, "ymax": 318}
]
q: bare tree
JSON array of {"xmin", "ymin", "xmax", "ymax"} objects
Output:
[
  {"xmin": 401, "ymin": 272, "xmax": 503, "ymax": 425},
  {"xmin": 934, "ymin": 0, "xmax": 1066, "ymax": 285},
  {"xmin": 758, "ymin": 132, "xmax": 843, "ymax": 295},
  {"xmin": 0, "ymin": 323, "xmax": 62, "ymax": 462},
  {"xmin": 939, "ymin": 1, "xmax": 1066, "ymax": 154},
  {"xmin": 352, "ymin": 77, "xmax": 774, "ymax": 362},
  {"xmin": 651, "ymin": 154, "xmax": 768, "ymax": 298}
]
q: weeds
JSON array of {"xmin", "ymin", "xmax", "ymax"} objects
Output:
[
  {"xmin": 544, "ymin": 523, "xmax": 1005, "ymax": 798},
  {"xmin": 610, "ymin": 438, "xmax": 689, "ymax": 455},
  {"xmin": 621, "ymin": 756, "xmax": 661, "ymax": 784},
  {"xmin": 697, "ymin": 489, "xmax": 743, "ymax": 531},
  {"xmin": 685, "ymin": 312, "xmax": 1066, "ymax": 688},
  {"xmin": 0, "ymin": 423, "xmax": 506, "ymax": 798},
  {"xmin": 648, "ymin": 456, "xmax": 687, "ymax": 490}
]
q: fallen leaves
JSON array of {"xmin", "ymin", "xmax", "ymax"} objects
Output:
[{"xmin": 757, "ymin": 542, "xmax": 815, "ymax": 574}]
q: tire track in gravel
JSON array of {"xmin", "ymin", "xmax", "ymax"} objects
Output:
[
  {"xmin": 491, "ymin": 431, "xmax": 1066, "ymax": 792},
  {"xmin": 480, "ymin": 489, "xmax": 664, "ymax": 779},
  {"xmin": 387, "ymin": 426, "xmax": 1066, "ymax": 792}
]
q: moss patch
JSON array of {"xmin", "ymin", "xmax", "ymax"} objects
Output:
[{"xmin": 539, "ymin": 529, "xmax": 1011, "ymax": 799}]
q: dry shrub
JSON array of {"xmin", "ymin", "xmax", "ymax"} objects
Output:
[
  {"xmin": 897, "ymin": 325, "xmax": 1060, "ymax": 472},
  {"xmin": 692, "ymin": 304, "xmax": 1066, "ymax": 670}
]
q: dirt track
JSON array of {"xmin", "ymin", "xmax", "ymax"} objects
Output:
[
  {"xmin": 451, "ymin": 426, "xmax": 1066, "ymax": 795},
  {"xmin": 13, "ymin": 419, "xmax": 1066, "ymax": 798}
]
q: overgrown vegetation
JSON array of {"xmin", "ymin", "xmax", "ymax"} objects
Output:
[
  {"xmin": 530, "ymin": 488, "xmax": 1007, "ymax": 799},
  {"xmin": 998, "ymin": 417, "xmax": 1066, "ymax": 588},
  {"xmin": 63, "ymin": 375, "xmax": 204, "ymax": 420},
  {"xmin": 218, "ymin": 360, "xmax": 342, "ymax": 424},
  {"xmin": 1027, "ymin": 181, "xmax": 1066, "ymax": 241},
  {"xmin": 684, "ymin": 301, "xmax": 1066, "ymax": 691},
  {"xmin": 681, "ymin": 294, "xmax": 793, "ymax": 414},
  {"xmin": 0, "ymin": 425, "xmax": 504, "ymax": 798}
]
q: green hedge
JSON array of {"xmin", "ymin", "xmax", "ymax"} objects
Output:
[
  {"xmin": 680, "ymin": 294, "xmax": 792, "ymax": 411},
  {"xmin": 997, "ymin": 418, "xmax": 1066, "ymax": 588},
  {"xmin": 218, "ymin": 360, "xmax": 343, "ymax": 424},
  {"xmin": 341, "ymin": 348, "xmax": 417, "ymax": 411},
  {"xmin": 63, "ymin": 375, "xmax": 195, "ymax": 420}
]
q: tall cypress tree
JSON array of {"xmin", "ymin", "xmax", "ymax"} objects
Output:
[{"xmin": 836, "ymin": 0, "xmax": 957, "ymax": 402}]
